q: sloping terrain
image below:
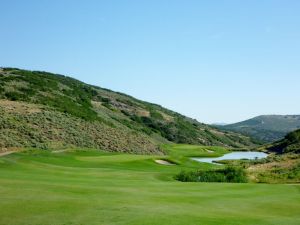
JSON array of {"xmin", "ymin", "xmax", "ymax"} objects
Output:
[
  {"xmin": 0, "ymin": 100, "xmax": 160, "ymax": 154},
  {"xmin": 219, "ymin": 115, "xmax": 300, "ymax": 143},
  {"xmin": 244, "ymin": 130, "xmax": 300, "ymax": 183},
  {"xmin": 0, "ymin": 68, "xmax": 254, "ymax": 153},
  {"xmin": 266, "ymin": 129, "xmax": 300, "ymax": 154}
]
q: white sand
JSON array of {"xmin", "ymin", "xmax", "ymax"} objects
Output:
[{"xmin": 155, "ymin": 159, "xmax": 175, "ymax": 166}]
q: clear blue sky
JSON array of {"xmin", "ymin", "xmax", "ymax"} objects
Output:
[{"xmin": 1, "ymin": 0, "xmax": 299, "ymax": 124}]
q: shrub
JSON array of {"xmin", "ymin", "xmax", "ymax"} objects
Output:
[
  {"xmin": 5, "ymin": 91, "xmax": 28, "ymax": 101},
  {"xmin": 150, "ymin": 110, "xmax": 163, "ymax": 120},
  {"xmin": 175, "ymin": 166, "xmax": 248, "ymax": 183}
]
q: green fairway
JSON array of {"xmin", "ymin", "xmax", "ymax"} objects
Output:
[{"xmin": 0, "ymin": 147, "xmax": 299, "ymax": 225}]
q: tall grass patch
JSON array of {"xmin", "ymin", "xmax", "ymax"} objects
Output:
[{"xmin": 175, "ymin": 166, "xmax": 248, "ymax": 183}]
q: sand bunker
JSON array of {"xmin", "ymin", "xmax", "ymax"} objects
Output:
[{"xmin": 155, "ymin": 159, "xmax": 175, "ymax": 166}]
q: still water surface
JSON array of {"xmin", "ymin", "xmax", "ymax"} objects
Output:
[{"xmin": 192, "ymin": 151, "xmax": 268, "ymax": 164}]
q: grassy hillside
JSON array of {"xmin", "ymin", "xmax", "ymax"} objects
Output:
[
  {"xmin": 0, "ymin": 148, "xmax": 299, "ymax": 225},
  {"xmin": 266, "ymin": 129, "xmax": 300, "ymax": 154},
  {"xmin": 219, "ymin": 115, "xmax": 300, "ymax": 143},
  {"xmin": 0, "ymin": 67, "xmax": 255, "ymax": 153},
  {"xmin": 239, "ymin": 130, "xmax": 300, "ymax": 183}
]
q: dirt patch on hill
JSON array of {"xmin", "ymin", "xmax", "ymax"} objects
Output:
[
  {"xmin": 0, "ymin": 100, "xmax": 42, "ymax": 114},
  {"xmin": 0, "ymin": 151, "xmax": 16, "ymax": 157}
]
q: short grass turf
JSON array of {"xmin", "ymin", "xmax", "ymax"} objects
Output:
[{"xmin": 0, "ymin": 146, "xmax": 300, "ymax": 225}]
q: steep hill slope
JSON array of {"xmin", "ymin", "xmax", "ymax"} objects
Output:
[
  {"xmin": 266, "ymin": 129, "xmax": 300, "ymax": 154},
  {"xmin": 0, "ymin": 68, "xmax": 255, "ymax": 153},
  {"xmin": 219, "ymin": 115, "xmax": 300, "ymax": 143}
]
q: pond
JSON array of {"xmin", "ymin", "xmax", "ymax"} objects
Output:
[{"xmin": 192, "ymin": 151, "xmax": 268, "ymax": 165}]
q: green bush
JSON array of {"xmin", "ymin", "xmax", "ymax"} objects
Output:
[
  {"xmin": 150, "ymin": 110, "xmax": 163, "ymax": 120},
  {"xmin": 175, "ymin": 166, "xmax": 248, "ymax": 183},
  {"xmin": 5, "ymin": 91, "xmax": 29, "ymax": 101}
]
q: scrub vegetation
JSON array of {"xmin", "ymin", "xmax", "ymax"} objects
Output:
[
  {"xmin": 245, "ymin": 129, "xmax": 300, "ymax": 183},
  {"xmin": 175, "ymin": 166, "xmax": 248, "ymax": 183},
  {"xmin": 0, "ymin": 67, "xmax": 255, "ymax": 153}
]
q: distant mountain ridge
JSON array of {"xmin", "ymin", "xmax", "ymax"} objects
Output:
[
  {"xmin": 211, "ymin": 122, "xmax": 228, "ymax": 126},
  {"xmin": 0, "ymin": 68, "xmax": 255, "ymax": 153},
  {"xmin": 219, "ymin": 115, "xmax": 300, "ymax": 143}
]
